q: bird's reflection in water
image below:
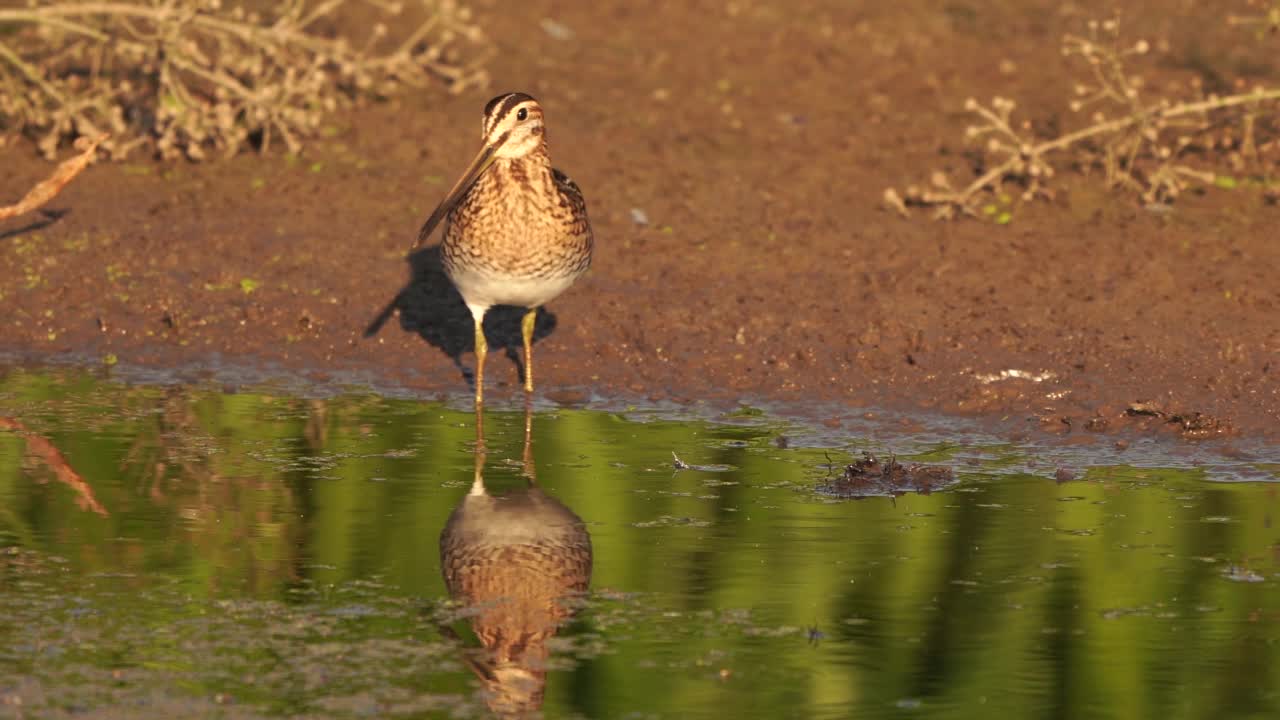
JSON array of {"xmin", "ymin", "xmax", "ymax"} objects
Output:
[{"xmin": 440, "ymin": 405, "xmax": 593, "ymax": 717}]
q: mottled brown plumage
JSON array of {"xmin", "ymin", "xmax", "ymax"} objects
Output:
[
  {"xmin": 440, "ymin": 162, "xmax": 591, "ymax": 283},
  {"xmin": 412, "ymin": 92, "xmax": 594, "ymax": 406},
  {"xmin": 439, "ymin": 409, "xmax": 592, "ymax": 717}
]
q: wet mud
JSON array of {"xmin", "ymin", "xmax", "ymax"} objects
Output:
[{"xmin": 1, "ymin": 0, "xmax": 1277, "ymax": 440}]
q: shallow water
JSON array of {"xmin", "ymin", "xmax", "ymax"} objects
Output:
[{"xmin": 2, "ymin": 368, "xmax": 1279, "ymax": 719}]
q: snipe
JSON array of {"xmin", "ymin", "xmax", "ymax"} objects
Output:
[{"xmin": 411, "ymin": 92, "xmax": 593, "ymax": 406}]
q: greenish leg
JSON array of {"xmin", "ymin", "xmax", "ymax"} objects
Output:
[
  {"xmin": 521, "ymin": 307, "xmax": 538, "ymax": 393},
  {"xmin": 473, "ymin": 317, "xmax": 487, "ymax": 407}
]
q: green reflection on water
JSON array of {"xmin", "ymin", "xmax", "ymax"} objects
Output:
[{"xmin": 1, "ymin": 369, "xmax": 1279, "ymax": 719}]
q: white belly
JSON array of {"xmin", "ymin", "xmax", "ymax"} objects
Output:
[{"xmin": 448, "ymin": 266, "xmax": 580, "ymax": 314}]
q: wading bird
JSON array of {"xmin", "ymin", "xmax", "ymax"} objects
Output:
[{"xmin": 411, "ymin": 92, "xmax": 593, "ymax": 406}]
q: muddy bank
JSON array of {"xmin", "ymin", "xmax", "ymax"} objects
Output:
[{"xmin": 1, "ymin": 0, "xmax": 1277, "ymax": 440}]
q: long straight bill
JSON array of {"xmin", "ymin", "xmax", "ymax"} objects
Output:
[{"xmin": 411, "ymin": 143, "xmax": 499, "ymax": 252}]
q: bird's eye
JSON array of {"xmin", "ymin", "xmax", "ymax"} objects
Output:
[{"xmin": 516, "ymin": 108, "xmax": 528, "ymax": 121}]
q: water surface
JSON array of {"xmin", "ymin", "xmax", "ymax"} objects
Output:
[{"xmin": 2, "ymin": 369, "xmax": 1279, "ymax": 718}]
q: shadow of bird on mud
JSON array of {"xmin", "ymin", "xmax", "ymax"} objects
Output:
[
  {"xmin": 363, "ymin": 245, "xmax": 557, "ymax": 389},
  {"xmin": 0, "ymin": 209, "xmax": 68, "ymax": 241}
]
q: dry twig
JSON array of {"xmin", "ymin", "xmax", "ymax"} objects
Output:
[
  {"xmin": 0, "ymin": 133, "xmax": 105, "ymax": 220},
  {"xmin": 890, "ymin": 15, "xmax": 1280, "ymax": 220},
  {"xmin": 0, "ymin": 0, "xmax": 489, "ymax": 160}
]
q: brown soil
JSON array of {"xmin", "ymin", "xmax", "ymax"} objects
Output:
[{"xmin": 2, "ymin": 0, "xmax": 1278, "ymax": 441}]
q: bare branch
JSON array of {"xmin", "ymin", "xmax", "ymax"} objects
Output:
[
  {"xmin": 0, "ymin": 134, "xmax": 107, "ymax": 221},
  {"xmin": 0, "ymin": 1, "xmax": 489, "ymax": 160},
  {"xmin": 890, "ymin": 15, "xmax": 1280, "ymax": 220}
]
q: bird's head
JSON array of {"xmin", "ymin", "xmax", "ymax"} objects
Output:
[
  {"xmin": 412, "ymin": 92, "xmax": 548, "ymax": 249},
  {"xmin": 481, "ymin": 92, "xmax": 546, "ymax": 159}
]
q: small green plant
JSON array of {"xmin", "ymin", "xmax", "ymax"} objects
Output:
[
  {"xmin": 887, "ymin": 13, "xmax": 1280, "ymax": 220},
  {"xmin": 0, "ymin": 0, "xmax": 489, "ymax": 161}
]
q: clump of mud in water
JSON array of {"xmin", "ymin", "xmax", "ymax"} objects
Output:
[
  {"xmin": 815, "ymin": 452, "xmax": 955, "ymax": 499},
  {"xmin": 1125, "ymin": 402, "xmax": 1231, "ymax": 439}
]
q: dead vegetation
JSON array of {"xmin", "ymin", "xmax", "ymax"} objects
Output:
[
  {"xmin": 815, "ymin": 452, "xmax": 955, "ymax": 499},
  {"xmin": 887, "ymin": 10, "xmax": 1280, "ymax": 220},
  {"xmin": 1125, "ymin": 402, "xmax": 1231, "ymax": 439},
  {"xmin": 0, "ymin": 133, "xmax": 105, "ymax": 220},
  {"xmin": 0, "ymin": 0, "xmax": 489, "ymax": 161}
]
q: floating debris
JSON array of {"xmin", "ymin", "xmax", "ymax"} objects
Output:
[
  {"xmin": 1221, "ymin": 566, "xmax": 1265, "ymax": 583},
  {"xmin": 815, "ymin": 452, "xmax": 956, "ymax": 498},
  {"xmin": 670, "ymin": 451, "xmax": 734, "ymax": 473},
  {"xmin": 632, "ymin": 515, "xmax": 712, "ymax": 529},
  {"xmin": 1101, "ymin": 606, "xmax": 1152, "ymax": 620}
]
